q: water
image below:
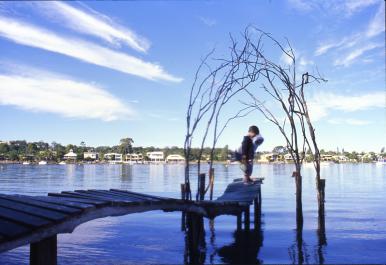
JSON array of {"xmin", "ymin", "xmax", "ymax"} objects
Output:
[{"xmin": 0, "ymin": 163, "xmax": 385, "ymax": 264}]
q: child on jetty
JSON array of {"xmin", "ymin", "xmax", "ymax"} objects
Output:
[{"xmin": 233, "ymin": 125, "xmax": 264, "ymax": 183}]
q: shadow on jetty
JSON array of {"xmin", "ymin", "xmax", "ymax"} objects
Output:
[
  {"xmin": 183, "ymin": 220, "xmax": 264, "ymax": 265},
  {"xmin": 183, "ymin": 217, "xmax": 327, "ymax": 265},
  {"xmin": 217, "ymin": 228, "xmax": 264, "ymax": 265}
]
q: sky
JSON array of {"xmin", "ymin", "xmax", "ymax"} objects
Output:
[{"xmin": 0, "ymin": 0, "xmax": 384, "ymax": 152}]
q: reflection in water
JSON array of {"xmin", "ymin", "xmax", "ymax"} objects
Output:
[
  {"xmin": 184, "ymin": 212, "xmax": 264, "ymax": 265},
  {"xmin": 288, "ymin": 229, "xmax": 309, "ymax": 265},
  {"xmin": 315, "ymin": 214, "xmax": 327, "ymax": 265},
  {"xmin": 0, "ymin": 164, "xmax": 385, "ymax": 264},
  {"xmin": 217, "ymin": 228, "xmax": 264, "ymax": 265}
]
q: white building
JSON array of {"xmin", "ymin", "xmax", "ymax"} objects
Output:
[
  {"xmin": 146, "ymin": 151, "xmax": 164, "ymax": 162},
  {"xmin": 333, "ymin": 155, "xmax": 349, "ymax": 163},
  {"xmin": 165, "ymin": 154, "xmax": 185, "ymax": 163},
  {"xmin": 64, "ymin": 149, "xmax": 77, "ymax": 161},
  {"xmin": 125, "ymin": 153, "xmax": 143, "ymax": 163},
  {"xmin": 84, "ymin": 151, "xmax": 99, "ymax": 160},
  {"xmin": 104, "ymin": 153, "xmax": 123, "ymax": 164},
  {"xmin": 283, "ymin": 153, "xmax": 293, "ymax": 163}
]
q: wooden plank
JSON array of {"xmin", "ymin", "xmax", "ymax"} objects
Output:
[
  {"xmin": 110, "ymin": 189, "xmax": 162, "ymax": 201},
  {"xmin": 87, "ymin": 190, "xmax": 147, "ymax": 202},
  {"xmin": 0, "ymin": 218, "xmax": 31, "ymax": 238},
  {"xmin": 30, "ymin": 235, "xmax": 57, "ymax": 265},
  {"xmin": 35, "ymin": 196, "xmax": 96, "ymax": 209},
  {"xmin": 0, "ymin": 206, "xmax": 52, "ymax": 228},
  {"xmin": 0, "ymin": 195, "xmax": 82, "ymax": 214},
  {"xmin": 65, "ymin": 191, "xmax": 127, "ymax": 203},
  {"xmin": 48, "ymin": 193, "xmax": 108, "ymax": 206},
  {"xmin": 75, "ymin": 190, "xmax": 137, "ymax": 202},
  {"xmin": 0, "ymin": 198, "xmax": 68, "ymax": 222},
  {"xmin": 23, "ymin": 196, "xmax": 84, "ymax": 213}
]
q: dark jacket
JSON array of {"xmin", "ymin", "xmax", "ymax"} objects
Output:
[{"xmin": 241, "ymin": 135, "xmax": 264, "ymax": 161}]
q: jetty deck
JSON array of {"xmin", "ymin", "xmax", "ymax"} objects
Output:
[{"xmin": 0, "ymin": 179, "xmax": 262, "ymax": 265}]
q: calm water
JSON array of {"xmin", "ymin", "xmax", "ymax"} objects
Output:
[{"xmin": 0, "ymin": 163, "xmax": 385, "ymax": 264}]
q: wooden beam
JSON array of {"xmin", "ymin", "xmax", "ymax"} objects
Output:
[
  {"xmin": 30, "ymin": 235, "xmax": 57, "ymax": 265},
  {"xmin": 244, "ymin": 206, "xmax": 250, "ymax": 230}
]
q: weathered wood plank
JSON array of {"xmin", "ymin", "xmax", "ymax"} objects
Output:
[
  {"xmin": 41, "ymin": 195, "xmax": 98, "ymax": 208},
  {"xmin": 0, "ymin": 198, "xmax": 68, "ymax": 222},
  {"xmin": 0, "ymin": 206, "xmax": 52, "ymax": 228},
  {"xmin": 30, "ymin": 197, "xmax": 86, "ymax": 211},
  {"xmin": 68, "ymin": 191, "xmax": 131, "ymax": 203},
  {"xmin": 0, "ymin": 218, "xmax": 31, "ymax": 238},
  {"xmin": 0, "ymin": 195, "xmax": 82, "ymax": 214},
  {"xmin": 110, "ymin": 189, "xmax": 162, "ymax": 201},
  {"xmin": 86, "ymin": 190, "xmax": 146, "ymax": 202},
  {"xmin": 216, "ymin": 180, "xmax": 261, "ymax": 203},
  {"xmin": 48, "ymin": 193, "xmax": 108, "ymax": 206}
]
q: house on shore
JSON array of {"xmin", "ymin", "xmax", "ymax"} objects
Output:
[
  {"xmin": 146, "ymin": 151, "xmax": 164, "ymax": 163},
  {"xmin": 64, "ymin": 149, "xmax": 77, "ymax": 162},
  {"xmin": 257, "ymin": 153, "xmax": 281, "ymax": 163},
  {"xmin": 320, "ymin": 154, "xmax": 334, "ymax": 161},
  {"xmin": 125, "ymin": 153, "xmax": 143, "ymax": 163},
  {"xmin": 84, "ymin": 151, "xmax": 99, "ymax": 161},
  {"xmin": 165, "ymin": 154, "xmax": 185, "ymax": 163},
  {"xmin": 333, "ymin": 155, "xmax": 349, "ymax": 163},
  {"xmin": 104, "ymin": 153, "xmax": 123, "ymax": 164}
]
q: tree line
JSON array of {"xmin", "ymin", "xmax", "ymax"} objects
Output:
[{"xmin": 0, "ymin": 139, "xmax": 231, "ymax": 162}]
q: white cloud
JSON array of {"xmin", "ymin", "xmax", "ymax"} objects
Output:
[
  {"xmin": 0, "ymin": 70, "xmax": 133, "ymax": 121},
  {"xmin": 0, "ymin": 16, "xmax": 182, "ymax": 82},
  {"xmin": 35, "ymin": 2, "xmax": 150, "ymax": 53},
  {"xmin": 315, "ymin": 34, "xmax": 360, "ymax": 56},
  {"xmin": 334, "ymin": 43, "xmax": 383, "ymax": 66},
  {"xmin": 308, "ymin": 91, "xmax": 385, "ymax": 121},
  {"xmin": 199, "ymin": 17, "xmax": 217, "ymax": 27},
  {"xmin": 315, "ymin": 3, "xmax": 384, "ymax": 66},
  {"xmin": 345, "ymin": 0, "xmax": 379, "ymax": 15},
  {"xmin": 327, "ymin": 118, "xmax": 372, "ymax": 126},
  {"xmin": 288, "ymin": 0, "xmax": 378, "ymax": 15},
  {"xmin": 366, "ymin": 3, "xmax": 385, "ymax": 37}
]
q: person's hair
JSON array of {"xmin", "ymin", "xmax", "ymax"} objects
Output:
[{"xmin": 248, "ymin": 125, "xmax": 259, "ymax": 135}]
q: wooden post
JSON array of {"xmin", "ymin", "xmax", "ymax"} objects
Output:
[
  {"xmin": 237, "ymin": 212, "xmax": 242, "ymax": 231},
  {"xmin": 293, "ymin": 170, "xmax": 303, "ymax": 230},
  {"xmin": 30, "ymin": 235, "xmax": 57, "ymax": 265},
  {"xmin": 244, "ymin": 206, "xmax": 250, "ymax": 230},
  {"xmin": 199, "ymin": 173, "xmax": 206, "ymax": 201},
  {"xmin": 209, "ymin": 168, "xmax": 215, "ymax": 201},
  {"xmin": 253, "ymin": 197, "xmax": 260, "ymax": 229},
  {"xmin": 186, "ymin": 212, "xmax": 205, "ymax": 264},
  {"xmin": 181, "ymin": 183, "xmax": 187, "ymax": 231}
]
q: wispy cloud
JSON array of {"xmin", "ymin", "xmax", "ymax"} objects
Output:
[
  {"xmin": 366, "ymin": 3, "xmax": 385, "ymax": 37},
  {"xmin": 0, "ymin": 68, "xmax": 134, "ymax": 121},
  {"xmin": 35, "ymin": 2, "xmax": 150, "ymax": 53},
  {"xmin": 308, "ymin": 91, "xmax": 385, "ymax": 121},
  {"xmin": 333, "ymin": 42, "xmax": 383, "ymax": 66},
  {"xmin": 0, "ymin": 16, "xmax": 182, "ymax": 82},
  {"xmin": 288, "ymin": 0, "xmax": 379, "ymax": 15},
  {"xmin": 345, "ymin": 0, "xmax": 379, "ymax": 15},
  {"xmin": 327, "ymin": 118, "xmax": 372, "ymax": 126},
  {"xmin": 199, "ymin": 16, "xmax": 217, "ymax": 27},
  {"xmin": 315, "ymin": 3, "xmax": 384, "ymax": 66}
]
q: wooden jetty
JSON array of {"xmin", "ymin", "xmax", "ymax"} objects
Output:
[{"xmin": 0, "ymin": 179, "xmax": 262, "ymax": 265}]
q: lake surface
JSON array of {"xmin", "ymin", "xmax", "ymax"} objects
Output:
[{"xmin": 0, "ymin": 163, "xmax": 385, "ymax": 264}]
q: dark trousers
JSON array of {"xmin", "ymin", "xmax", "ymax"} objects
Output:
[{"xmin": 233, "ymin": 151, "xmax": 253, "ymax": 177}]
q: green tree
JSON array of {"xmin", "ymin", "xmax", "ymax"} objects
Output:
[
  {"xmin": 119, "ymin": 138, "xmax": 134, "ymax": 155},
  {"xmin": 272, "ymin": 145, "xmax": 287, "ymax": 154},
  {"xmin": 0, "ymin": 143, "xmax": 9, "ymax": 154}
]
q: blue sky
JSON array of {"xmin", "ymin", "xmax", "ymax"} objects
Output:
[{"xmin": 0, "ymin": 0, "xmax": 384, "ymax": 152}]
